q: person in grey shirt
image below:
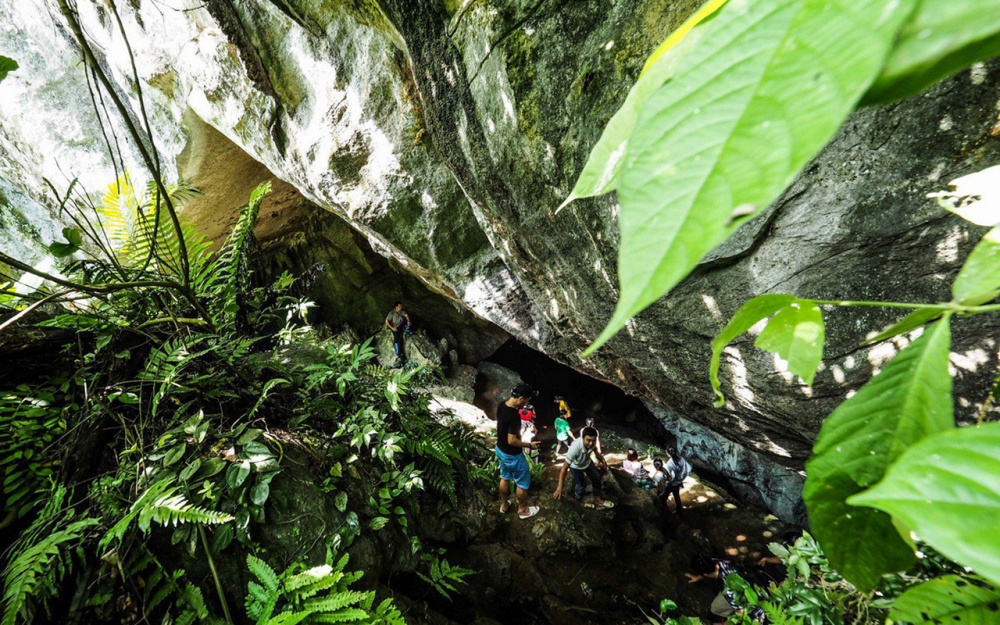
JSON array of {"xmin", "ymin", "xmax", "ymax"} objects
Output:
[
  {"xmin": 385, "ymin": 301, "xmax": 411, "ymax": 365},
  {"xmin": 553, "ymin": 427, "xmax": 614, "ymax": 509}
]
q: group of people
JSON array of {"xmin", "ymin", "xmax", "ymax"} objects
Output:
[{"xmin": 493, "ymin": 382, "xmax": 692, "ymax": 521}]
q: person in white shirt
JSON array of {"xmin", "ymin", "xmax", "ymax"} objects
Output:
[
  {"xmin": 553, "ymin": 427, "xmax": 614, "ymax": 509},
  {"xmin": 661, "ymin": 447, "xmax": 691, "ymax": 518}
]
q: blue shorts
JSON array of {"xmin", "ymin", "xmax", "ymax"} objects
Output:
[{"xmin": 495, "ymin": 446, "xmax": 531, "ymax": 490}]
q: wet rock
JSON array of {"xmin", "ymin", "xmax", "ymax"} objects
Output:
[{"xmin": 6, "ymin": 0, "xmax": 1000, "ymax": 522}]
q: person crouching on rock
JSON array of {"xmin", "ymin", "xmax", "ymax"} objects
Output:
[
  {"xmin": 553, "ymin": 426, "xmax": 614, "ymax": 509},
  {"xmin": 496, "ymin": 383, "xmax": 542, "ymax": 519}
]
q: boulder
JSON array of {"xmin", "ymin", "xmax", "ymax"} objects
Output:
[
  {"xmin": 6, "ymin": 0, "xmax": 1000, "ymax": 521},
  {"xmin": 475, "ymin": 362, "xmax": 522, "ymax": 418}
]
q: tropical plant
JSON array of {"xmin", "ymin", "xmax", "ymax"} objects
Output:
[
  {"xmin": 562, "ymin": 0, "xmax": 1000, "ymax": 352},
  {"xmin": 701, "ymin": 166, "xmax": 1000, "ymax": 621},
  {"xmin": 2, "ymin": 484, "xmax": 98, "ymax": 625},
  {"xmin": 245, "ymin": 552, "xmax": 405, "ymax": 624}
]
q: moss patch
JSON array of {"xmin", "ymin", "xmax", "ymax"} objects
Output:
[{"xmin": 499, "ymin": 27, "xmax": 540, "ymax": 140}]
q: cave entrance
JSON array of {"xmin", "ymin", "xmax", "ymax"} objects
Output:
[{"xmin": 475, "ymin": 339, "xmax": 673, "ymax": 448}]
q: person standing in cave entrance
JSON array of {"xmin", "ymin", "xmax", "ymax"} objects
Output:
[
  {"xmin": 385, "ymin": 301, "xmax": 412, "ymax": 367},
  {"xmin": 553, "ymin": 427, "xmax": 614, "ymax": 509},
  {"xmin": 496, "ymin": 383, "xmax": 542, "ymax": 519},
  {"xmin": 660, "ymin": 447, "xmax": 691, "ymax": 518}
]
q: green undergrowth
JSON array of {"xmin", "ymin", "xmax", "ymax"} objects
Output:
[{"xmin": 0, "ymin": 179, "xmax": 484, "ymax": 625}]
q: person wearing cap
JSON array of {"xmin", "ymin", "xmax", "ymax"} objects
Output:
[{"xmin": 496, "ymin": 383, "xmax": 542, "ymax": 519}]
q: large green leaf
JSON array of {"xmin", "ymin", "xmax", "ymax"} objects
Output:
[
  {"xmin": 0, "ymin": 56, "xmax": 17, "ymax": 84},
  {"xmin": 890, "ymin": 575, "xmax": 1000, "ymax": 624},
  {"xmin": 709, "ymin": 294, "xmax": 797, "ymax": 407},
  {"xmin": 585, "ymin": 0, "xmax": 915, "ymax": 354},
  {"xmin": 863, "ymin": 0, "xmax": 1000, "ymax": 105},
  {"xmin": 754, "ymin": 301, "xmax": 824, "ymax": 386},
  {"xmin": 804, "ymin": 318, "xmax": 953, "ymax": 590},
  {"xmin": 557, "ymin": 5, "xmax": 717, "ymax": 210},
  {"xmin": 953, "ymin": 226, "xmax": 1000, "ymax": 305},
  {"xmin": 851, "ymin": 423, "xmax": 1000, "ymax": 586}
]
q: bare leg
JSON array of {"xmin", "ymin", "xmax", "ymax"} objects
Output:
[
  {"xmin": 516, "ymin": 486, "xmax": 530, "ymax": 515},
  {"xmin": 499, "ymin": 479, "xmax": 511, "ymax": 513}
]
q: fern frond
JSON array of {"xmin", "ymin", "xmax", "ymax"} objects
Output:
[
  {"xmin": 2, "ymin": 514, "xmax": 97, "ymax": 625},
  {"xmin": 309, "ymin": 608, "xmax": 370, "ymax": 623}
]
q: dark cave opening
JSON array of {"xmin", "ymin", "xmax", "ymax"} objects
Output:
[{"xmin": 477, "ymin": 339, "xmax": 673, "ymax": 447}]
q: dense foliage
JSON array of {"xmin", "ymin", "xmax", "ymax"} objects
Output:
[{"xmin": 0, "ymin": 178, "xmax": 483, "ymax": 624}]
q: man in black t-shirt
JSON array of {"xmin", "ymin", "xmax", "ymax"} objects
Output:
[{"xmin": 495, "ymin": 383, "xmax": 541, "ymax": 519}]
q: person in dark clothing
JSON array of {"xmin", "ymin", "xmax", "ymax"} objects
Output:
[
  {"xmin": 495, "ymin": 383, "xmax": 541, "ymax": 519},
  {"xmin": 686, "ymin": 554, "xmax": 766, "ymax": 623},
  {"xmin": 385, "ymin": 301, "xmax": 412, "ymax": 365}
]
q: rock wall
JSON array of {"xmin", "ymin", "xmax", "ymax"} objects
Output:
[{"xmin": 3, "ymin": 0, "xmax": 1000, "ymax": 522}]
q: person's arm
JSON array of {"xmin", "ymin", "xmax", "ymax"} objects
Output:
[
  {"xmin": 594, "ymin": 448, "xmax": 609, "ymax": 470},
  {"xmin": 385, "ymin": 318, "xmax": 395, "ymax": 330},
  {"xmin": 595, "ymin": 434, "xmax": 603, "ymax": 455},
  {"xmin": 404, "ymin": 312, "xmax": 412, "ymax": 325},
  {"xmin": 507, "ymin": 431, "xmax": 540, "ymax": 450},
  {"xmin": 553, "ymin": 463, "xmax": 569, "ymax": 498}
]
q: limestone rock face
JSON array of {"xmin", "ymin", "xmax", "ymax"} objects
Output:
[{"xmin": 4, "ymin": 0, "xmax": 1000, "ymax": 521}]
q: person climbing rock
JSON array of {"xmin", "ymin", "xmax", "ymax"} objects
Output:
[
  {"xmin": 384, "ymin": 301, "xmax": 412, "ymax": 366},
  {"xmin": 553, "ymin": 408, "xmax": 574, "ymax": 457},
  {"xmin": 661, "ymin": 446, "xmax": 691, "ymax": 517},
  {"xmin": 686, "ymin": 554, "xmax": 767, "ymax": 623},
  {"xmin": 496, "ymin": 382, "xmax": 541, "ymax": 519},
  {"xmin": 553, "ymin": 426, "xmax": 614, "ymax": 509}
]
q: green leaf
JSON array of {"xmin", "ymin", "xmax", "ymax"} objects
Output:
[
  {"xmin": 0, "ymin": 56, "xmax": 17, "ymax": 83},
  {"xmin": 62, "ymin": 227, "xmax": 83, "ymax": 247},
  {"xmin": 804, "ymin": 318, "xmax": 953, "ymax": 590},
  {"xmin": 863, "ymin": 0, "xmax": 1000, "ymax": 105},
  {"xmin": 710, "ymin": 294, "xmax": 797, "ymax": 407},
  {"xmin": 335, "ymin": 491, "xmax": 348, "ymax": 513},
  {"xmin": 227, "ymin": 460, "xmax": 251, "ymax": 489},
  {"xmin": 585, "ymin": 0, "xmax": 915, "ymax": 354},
  {"xmin": 953, "ymin": 226, "xmax": 1000, "ymax": 304},
  {"xmin": 754, "ymin": 301, "xmax": 824, "ymax": 385},
  {"xmin": 250, "ymin": 481, "xmax": 270, "ymax": 506},
  {"xmin": 851, "ymin": 423, "xmax": 1000, "ymax": 586},
  {"xmin": 864, "ymin": 307, "xmax": 945, "ymax": 345},
  {"xmin": 162, "ymin": 444, "xmax": 187, "ymax": 467},
  {"xmin": 369, "ymin": 516, "xmax": 389, "ymax": 531},
  {"xmin": 557, "ymin": 0, "xmax": 720, "ymax": 210},
  {"xmin": 48, "ymin": 241, "xmax": 79, "ymax": 258},
  {"xmin": 889, "ymin": 574, "xmax": 1000, "ymax": 624}
]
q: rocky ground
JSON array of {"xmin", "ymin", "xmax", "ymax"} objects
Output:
[{"xmin": 420, "ymin": 357, "xmax": 792, "ymax": 625}]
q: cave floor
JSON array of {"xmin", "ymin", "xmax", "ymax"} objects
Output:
[{"xmin": 430, "ymin": 397, "xmax": 792, "ymax": 625}]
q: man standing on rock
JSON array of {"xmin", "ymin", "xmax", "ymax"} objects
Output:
[
  {"xmin": 385, "ymin": 301, "xmax": 412, "ymax": 366},
  {"xmin": 661, "ymin": 446, "xmax": 691, "ymax": 518},
  {"xmin": 496, "ymin": 383, "xmax": 542, "ymax": 519},
  {"xmin": 553, "ymin": 427, "xmax": 614, "ymax": 509}
]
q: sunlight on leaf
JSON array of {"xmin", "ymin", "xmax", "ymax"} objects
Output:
[
  {"xmin": 585, "ymin": 0, "xmax": 915, "ymax": 355},
  {"xmin": 805, "ymin": 318, "xmax": 953, "ymax": 591},
  {"xmin": 930, "ymin": 165, "xmax": 1000, "ymax": 226}
]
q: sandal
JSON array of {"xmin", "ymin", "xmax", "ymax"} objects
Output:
[{"xmin": 518, "ymin": 506, "xmax": 540, "ymax": 519}]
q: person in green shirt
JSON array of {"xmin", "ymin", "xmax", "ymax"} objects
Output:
[{"xmin": 554, "ymin": 408, "xmax": 574, "ymax": 456}]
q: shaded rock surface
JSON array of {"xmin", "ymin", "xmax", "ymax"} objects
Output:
[{"xmin": 4, "ymin": 0, "xmax": 1000, "ymax": 521}]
